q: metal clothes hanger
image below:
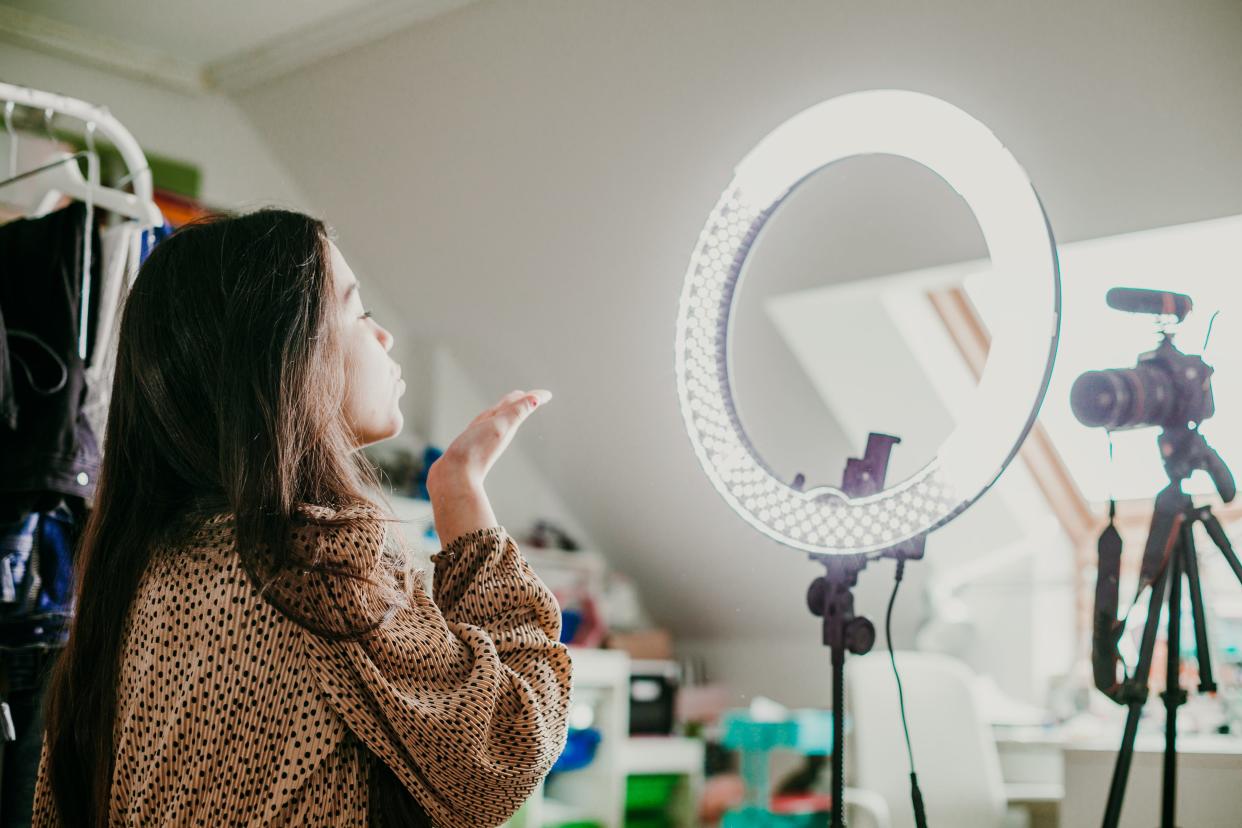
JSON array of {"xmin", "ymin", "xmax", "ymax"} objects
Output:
[
  {"xmin": 0, "ymin": 83, "xmax": 163, "ymax": 362},
  {"xmin": 0, "ymin": 107, "xmax": 155, "ymax": 225},
  {"xmin": 0, "ymin": 82, "xmax": 161, "ymax": 231}
]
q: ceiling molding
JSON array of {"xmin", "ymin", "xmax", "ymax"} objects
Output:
[
  {"xmin": 0, "ymin": 5, "xmax": 208, "ymax": 96},
  {"xmin": 0, "ymin": 0, "xmax": 475, "ymax": 98},
  {"xmin": 206, "ymin": 0, "xmax": 474, "ymax": 93}
]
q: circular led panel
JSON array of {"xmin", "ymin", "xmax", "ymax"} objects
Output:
[{"xmin": 675, "ymin": 90, "xmax": 1060, "ymax": 554}]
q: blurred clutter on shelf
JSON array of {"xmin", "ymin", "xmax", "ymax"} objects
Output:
[{"xmin": 369, "ymin": 447, "xmax": 841, "ymax": 827}]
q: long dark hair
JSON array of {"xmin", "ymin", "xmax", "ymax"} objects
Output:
[{"xmin": 42, "ymin": 209, "xmax": 422, "ymax": 825}]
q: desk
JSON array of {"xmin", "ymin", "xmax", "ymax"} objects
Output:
[
  {"xmin": 995, "ymin": 727, "xmax": 1065, "ymax": 828},
  {"xmin": 995, "ymin": 725, "xmax": 1242, "ymax": 828},
  {"xmin": 1061, "ymin": 735, "xmax": 1242, "ymax": 828}
]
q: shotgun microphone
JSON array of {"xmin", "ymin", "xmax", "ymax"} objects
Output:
[{"xmin": 1105, "ymin": 287, "xmax": 1193, "ymax": 322}]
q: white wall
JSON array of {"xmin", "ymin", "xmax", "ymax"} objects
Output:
[{"xmin": 228, "ymin": 0, "xmax": 1242, "ymax": 710}]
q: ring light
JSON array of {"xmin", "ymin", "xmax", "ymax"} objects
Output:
[{"xmin": 675, "ymin": 90, "xmax": 1060, "ymax": 554}]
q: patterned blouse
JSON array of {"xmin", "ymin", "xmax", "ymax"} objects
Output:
[{"xmin": 32, "ymin": 503, "xmax": 573, "ymax": 826}]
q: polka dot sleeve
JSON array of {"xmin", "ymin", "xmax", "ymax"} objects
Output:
[{"xmin": 297, "ymin": 509, "xmax": 573, "ymax": 828}]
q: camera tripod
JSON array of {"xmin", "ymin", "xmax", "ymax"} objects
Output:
[{"xmin": 1095, "ymin": 425, "xmax": 1241, "ymax": 828}]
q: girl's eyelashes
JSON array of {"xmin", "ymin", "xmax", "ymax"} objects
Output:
[{"xmin": 360, "ymin": 309, "xmax": 375, "ymax": 320}]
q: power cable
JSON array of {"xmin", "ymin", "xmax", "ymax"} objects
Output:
[{"xmin": 885, "ymin": 559, "xmax": 928, "ymax": 828}]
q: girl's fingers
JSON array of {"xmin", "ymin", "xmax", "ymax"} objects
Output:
[
  {"xmin": 469, "ymin": 389, "xmax": 528, "ymax": 426},
  {"xmin": 488, "ymin": 389, "xmax": 553, "ymax": 437},
  {"xmin": 506, "ymin": 389, "xmax": 552, "ymax": 421},
  {"xmin": 526, "ymin": 389, "xmax": 553, "ymax": 406},
  {"xmin": 447, "ymin": 388, "xmax": 552, "ymax": 484},
  {"xmin": 499, "ymin": 389, "xmax": 530, "ymax": 406}
]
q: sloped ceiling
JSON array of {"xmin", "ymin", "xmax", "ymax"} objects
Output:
[{"xmin": 232, "ymin": 0, "xmax": 1242, "ymax": 640}]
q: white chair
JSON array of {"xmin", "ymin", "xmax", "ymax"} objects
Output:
[{"xmin": 844, "ymin": 651, "xmax": 1023, "ymax": 828}]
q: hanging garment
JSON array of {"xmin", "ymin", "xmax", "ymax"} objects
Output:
[
  {"xmin": 0, "ymin": 513, "xmax": 38, "ymax": 610},
  {"xmin": 81, "ymin": 221, "xmax": 143, "ymax": 447},
  {"xmin": 139, "ymin": 219, "xmax": 172, "ymax": 264},
  {"xmin": 0, "ymin": 502, "xmax": 77, "ymax": 648},
  {"xmin": 0, "ymin": 211, "xmax": 164, "ymax": 826},
  {"xmin": 0, "ymin": 643, "xmax": 56, "ymax": 828},
  {"xmin": 0, "ymin": 498, "xmax": 83, "ymax": 828},
  {"xmin": 0, "ymin": 203, "xmax": 101, "ymax": 514},
  {"xmin": 0, "ymin": 299, "xmax": 15, "ymax": 431}
]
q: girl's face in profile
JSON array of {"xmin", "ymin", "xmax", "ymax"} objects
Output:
[{"xmin": 332, "ymin": 241, "xmax": 405, "ymax": 447}]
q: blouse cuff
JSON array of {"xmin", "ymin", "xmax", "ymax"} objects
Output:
[{"xmin": 431, "ymin": 526, "xmax": 507, "ymax": 565}]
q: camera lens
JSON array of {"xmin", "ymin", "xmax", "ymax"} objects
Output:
[{"xmin": 1070, "ymin": 364, "xmax": 1177, "ymax": 430}]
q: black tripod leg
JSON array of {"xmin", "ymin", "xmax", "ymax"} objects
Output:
[
  {"xmin": 1103, "ymin": 702, "xmax": 1144, "ymax": 828},
  {"xmin": 1200, "ymin": 509, "xmax": 1242, "ymax": 590},
  {"xmin": 1102, "ymin": 559, "xmax": 1171, "ymax": 828},
  {"xmin": 1181, "ymin": 520, "xmax": 1216, "ymax": 692},
  {"xmin": 1161, "ymin": 525, "xmax": 1186, "ymax": 828}
]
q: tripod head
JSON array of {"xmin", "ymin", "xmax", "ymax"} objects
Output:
[
  {"xmin": 1157, "ymin": 424, "xmax": 1236, "ymax": 504},
  {"xmin": 1135, "ymin": 426, "xmax": 1236, "ymax": 590}
]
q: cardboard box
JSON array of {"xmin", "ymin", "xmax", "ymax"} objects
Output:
[{"xmin": 605, "ymin": 628, "xmax": 673, "ymax": 660}]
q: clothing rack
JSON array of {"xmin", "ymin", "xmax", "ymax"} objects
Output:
[{"xmin": 0, "ymin": 81, "xmax": 162, "ymax": 227}]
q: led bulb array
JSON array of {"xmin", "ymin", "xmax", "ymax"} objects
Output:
[{"xmin": 675, "ymin": 90, "xmax": 1060, "ymax": 554}]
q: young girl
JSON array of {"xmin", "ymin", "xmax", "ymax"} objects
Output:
[{"xmin": 33, "ymin": 209, "xmax": 571, "ymax": 826}]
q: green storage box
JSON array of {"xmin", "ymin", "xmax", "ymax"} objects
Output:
[{"xmin": 625, "ymin": 773, "xmax": 681, "ymax": 812}]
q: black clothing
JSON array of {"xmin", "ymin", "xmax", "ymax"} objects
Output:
[{"xmin": 0, "ymin": 204, "xmax": 101, "ymax": 514}]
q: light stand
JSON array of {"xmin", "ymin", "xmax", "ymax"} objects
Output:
[
  {"xmin": 674, "ymin": 89, "xmax": 1060, "ymax": 828},
  {"xmin": 1095, "ymin": 425, "xmax": 1240, "ymax": 828},
  {"xmin": 806, "ymin": 433, "xmax": 927, "ymax": 828}
]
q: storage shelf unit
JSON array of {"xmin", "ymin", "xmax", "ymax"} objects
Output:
[
  {"xmin": 542, "ymin": 647, "xmax": 631, "ymax": 827},
  {"xmin": 542, "ymin": 650, "xmax": 706, "ymax": 827},
  {"xmin": 622, "ymin": 735, "xmax": 706, "ymax": 827},
  {"xmin": 383, "ymin": 495, "xmax": 704, "ymax": 826},
  {"xmin": 622, "ymin": 735, "xmax": 705, "ymax": 775}
]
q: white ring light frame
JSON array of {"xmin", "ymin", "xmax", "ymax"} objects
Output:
[{"xmin": 675, "ymin": 90, "xmax": 1060, "ymax": 555}]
